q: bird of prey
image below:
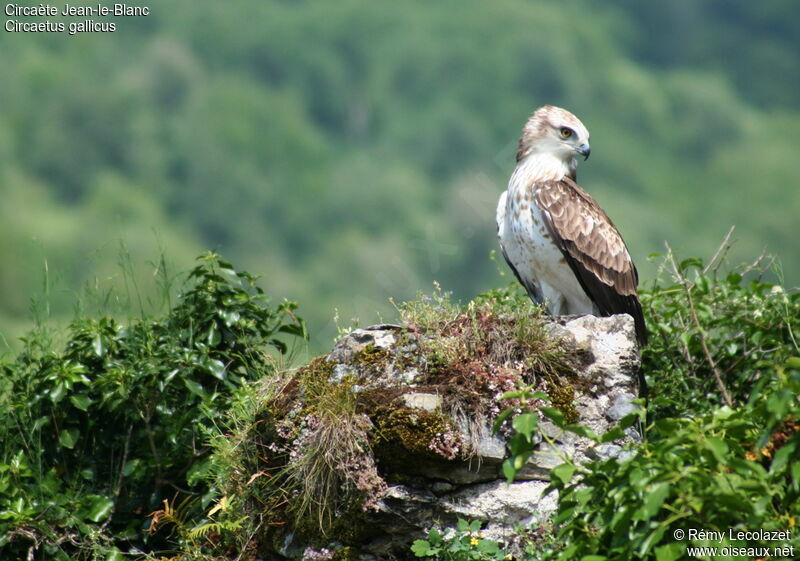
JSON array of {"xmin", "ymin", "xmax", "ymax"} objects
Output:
[{"xmin": 496, "ymin": 105, "xmax": 647, "ymax": 345}]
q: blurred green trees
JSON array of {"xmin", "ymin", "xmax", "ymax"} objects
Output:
[{"xmin": 1, "ymin": 0, "xmax": 798, "ymax": 351}]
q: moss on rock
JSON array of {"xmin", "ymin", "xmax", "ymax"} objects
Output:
[
  {"xmin": 350, "ymin": 343, "xmax": 391, "ymax": 376},
  {"xmin": 546, "ymin": 380, "xmax": 579, "ymax": 425},
  {"xmin": 373, "ymin": 405, "xmax": 465, "ymax": 461}
]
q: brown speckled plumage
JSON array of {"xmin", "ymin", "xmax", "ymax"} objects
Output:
[{"xmin": 497, "ymin": 106, "xmax": 647, "ymax": 345}]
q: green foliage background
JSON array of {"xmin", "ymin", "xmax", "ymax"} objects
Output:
[{"xmin": 1, "ymin": 0, "xmax": 799, "ymax": 352}]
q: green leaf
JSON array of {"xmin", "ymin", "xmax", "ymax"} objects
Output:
[
  {"xmin": 600, "ymin": 427, "xmax": 625, "ymax": 443},
  {"xmin": 187, "ymin": 458, "xmax": 213, "ymax": 485},
  {"xmin": 163, "ymin": 369, "xmax": 179, "ymax": 387},
  {"xmin": 679, "ymin": 257, "xmax": 703, "ymax": 271},
  {"xmin": 512, "ymin": 450, "xmax": 531, "ymax": 471},
  {"xmin": 92, "ymin": 333, "xmax": 105, "ymax": 356},
  {"xmin": 618, "ymin": 411, "xmax": 641, "ymax": 430},
  {"xmin": 713, "ymin": 406, "xmax": 735, "ymax": 421},
  {"xmin": 411, "ymin": 540, "xmax": 432, "ymax": 557},
  {"xmin": 428, "ymin": 527, "xmax": 442, "ymax": 546},
  {"xmin": 728, "ymin": 457, "xmax": 767, "ymax": 479},
  {"xmin": 492, "ymin": 408, "xmax": 515, "ymax": 432},
  {"xmin": 767, "ymin": 392, "xmax": 789, "ymax": 417},
  {"xmin": 508, "ymin": 432, "xmax": 532, "ymax": 456},
  {"xmin": 104, "ymin": 548, "xmax": 124, "ymax": 561},
  {"xmin": 85, "ymin": 495, "xmax": 115, "ymax": 522},
  {"xmin": 50, "ymin": 382, "xmax": 66, "ymax": 403},
  {"xmin": 566, "ymin": 424, "xmax": 599, "ymax": 441},
  {"xmin": 206, "ymin": 358, "xmax": 226, "ymax": 380},
  {"xmin": 551, "ymin": 463, "xmax": 577, "ymax": 485},
  {"xmin": 184, "ymin": 378, "xmax": 206, "ymax": 398},
  {"xmin": 770, "ymin": 441, "xmax": 795, "ymax": 474},
  {"xmin": 785, "ymin": 356, "xmax": 800, "ymax": 370},
  {"xmin": 705, "ymin": 437, "xmax": 729, "ymax": 463},
  {"xmin": 540, "ymin": 406, "xmax": 565, "ymax": 426},
  {"xmin": 512, "ymin": 412, "xmax": 538, "ymax": 438},
  {"xmin": 477, "ymin": 539, "xmax": 500, "ymax": 554},
  {"xmin": 641, "ymin": 482, "xmax": 670, "ymax": 519},
  {"xmin": 498, "ymin": 389, "xmax": 524, "ymax": 400},
  {"xmin": 206, "ymin": 324, "xmax": 221, "ymax": 347},
  {"xmin": 70, "ymin": 393, "xmax": 93, "ymax": 411},
  {"xmin": 278, "ymin": 322, "xmax": 306, "ymax": 338},
  {"xmin": 638, "ymin": 524, "xmax": 668, "ymax": 556},
  {"xmin": 123, "ymin": 459, "xmax": 141, "ymax": 477},
  {"xmin": 32, "ymin": 416, "xmax": 49, "ymax": 431},
  {"xmin": 580, "ymin": 556, "xmax": 608, "ymax": 561},
  {"xmin": 726, "ymin": 272, "xmax": 742, "ymax": 285},
  {"xmin": 654, "ymin": 542, "xmax": 685, "ymax": 561},
  {"xmin": 59, "ymin": 428, "xmax": 79, "ymax": 449},
  {"xmin": 219, "ymin": 309, "xmax": 240, "ymax": 327},
  {"xmin": 791, "ymin": 462, "xmax": 800, "ymax": 492},
  {"xmin": 554, "ymin": 505, "xmax": 577, "ymax": 524},
  {"xmin": 502, "ymin": 458, "xmax": 517, "ymax": 482},
  {"xmin": 270, "ymin": 338, "xmax": 288, "ymax": 354}
]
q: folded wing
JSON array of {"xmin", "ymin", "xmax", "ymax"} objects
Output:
[{"xmin": 533, "ymin": 178, "xmax": 648, "ymax": 345}]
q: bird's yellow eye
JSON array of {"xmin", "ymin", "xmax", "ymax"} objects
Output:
[{"xmin": 560, "ymin": 127, "xmax": 574, "ymax": 138}]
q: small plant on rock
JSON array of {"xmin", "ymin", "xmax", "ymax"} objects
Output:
[{"xmin": 412, "ymin": 519, "xmax": 507, "ymax": 560}]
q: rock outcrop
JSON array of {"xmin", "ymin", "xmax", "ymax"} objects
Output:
[{"xmin": 236, "ymin": 310, "xmax": 641, "ymax": 560}]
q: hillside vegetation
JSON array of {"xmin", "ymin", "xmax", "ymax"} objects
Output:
[
  {"xmin": 3, "ymin": 1, "xmax": 799, "ymax": 557},
  {"xmin": 0, "ymin": 246, "xmax": 797, "ymax": 560},
  {"xmin": 2, "ymin": 1, "xmax": 799, "ymax": 351}
]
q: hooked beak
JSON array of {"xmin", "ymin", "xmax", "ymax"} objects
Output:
[{"xmin": 576, "ymin": 143, "xmax": 591, "ymax": 161}]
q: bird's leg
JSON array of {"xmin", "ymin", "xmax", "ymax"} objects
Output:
[
  {"xmin": 539, "ymin": 283, "xmax": 566, "ymax": 316},
  {"xmin": 547, "ymin": 294, "xmax": 567, "ymax": 316}
]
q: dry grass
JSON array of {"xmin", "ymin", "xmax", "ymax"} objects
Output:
[{"xmin": 286, "ymin": 410, "xmax": 381, "ymax": 535}]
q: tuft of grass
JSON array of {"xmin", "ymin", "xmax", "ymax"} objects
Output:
[
  {"xmin": 288, "ymin": 361, "xmax": 384, "ymax": 536},
  {"xmin": 287, "ymin": 410, "xmax": 382, "ymax": 536},
  {"xmin": 207, "ymin": 357, "xmax": 386, "ymax": 550}
]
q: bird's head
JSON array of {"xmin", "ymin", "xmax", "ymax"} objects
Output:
[{"xmin": 516, "ymin": 105, "xmax": 591, "ymax": 165}]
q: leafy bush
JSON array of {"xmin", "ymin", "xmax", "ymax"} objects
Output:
[
  {"xmin": 541, "ymin": 360, "xmax": 800, "ymax": 561},
  {"xmin": 641, "ymin": 244, "xmax": 799, "ymax": 418},
  {"xmin": 0, "ymin": 253, "xmax": 305, "ymax": 560}
]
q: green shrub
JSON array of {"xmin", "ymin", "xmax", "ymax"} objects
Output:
[
  {"xmin": 0, "ymin": 253, "xmax": 306, "ymax": 560},
  {"xmin": 641, "ymin": 246, "xmax": 799, "ymax": 418},
  {"xmin": 541, "ymin": 360, "xmax": 800, "ymax": 561}
]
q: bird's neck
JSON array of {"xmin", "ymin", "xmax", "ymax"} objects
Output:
[{"xmin": 511, "ymin": 153, "xmax": 576, "ymax": 188}]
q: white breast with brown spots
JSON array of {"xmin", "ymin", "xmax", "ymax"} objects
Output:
[{"xmin": 496, "ymin": 156, "xmax": 597, "ymax": 316}]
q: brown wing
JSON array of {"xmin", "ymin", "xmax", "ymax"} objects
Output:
[{"xmin": 533, "ymin": 178, "xmax": 648, "ymax": 345}]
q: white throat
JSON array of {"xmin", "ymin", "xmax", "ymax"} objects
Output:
[{"xmin": 511, "ymin": 153, "xmax": 575, "ymax": 186}]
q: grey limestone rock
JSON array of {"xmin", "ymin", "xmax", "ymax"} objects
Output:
[{"xmin": 277, "ymin": 314, "xmax": 641, "ymax": 559}]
